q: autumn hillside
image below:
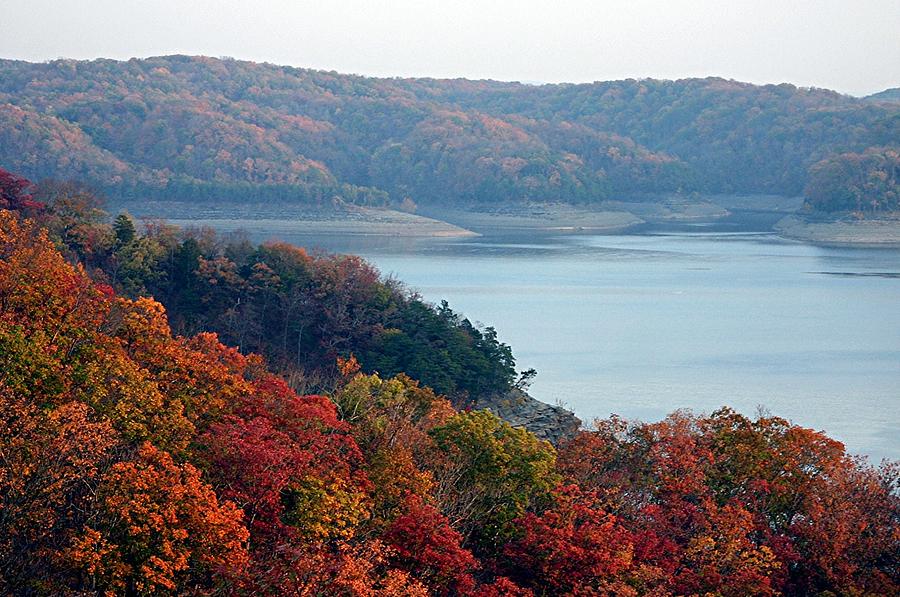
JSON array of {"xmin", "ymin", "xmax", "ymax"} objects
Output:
[
  {"xmin": 1, "ymin": 56, "xmax": 898, "ymax": 213},
  {"xmin": 1, "ymin": 170, "xmax": 899, "ymax": 595}
]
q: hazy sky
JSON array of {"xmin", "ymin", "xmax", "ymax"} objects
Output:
[{"xmin": 3, "ymin": 0, "xmax": 899, "ymax": 96}]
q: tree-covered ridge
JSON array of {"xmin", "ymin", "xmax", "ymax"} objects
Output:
[
  {"xmin": 409, "ymin": 77, "xmax": 899, "ymax": 195},
  {"xmin": 2, "ymin": 169, "xmax": 518, "ymax": 404},
  {"xmin": 1, "ymin": 55, "xmax": 897, "ymax": 210},
  {"xmin": 865, "ymin": 88, "xmax": 900, "ymax": 103},
  {"xmin": 1, "ymin": 203, "xmax": 897, "ymax": 595}
]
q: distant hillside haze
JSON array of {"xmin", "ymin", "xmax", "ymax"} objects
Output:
[
  {"xmin": 1, "ymin": 55, "xmax": 897, "ymax": 212},
  {"xmin": 865, "ymin": 88, "xmax": 900, "ymax": 103}
]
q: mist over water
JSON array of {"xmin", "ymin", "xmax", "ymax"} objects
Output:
[{"xmin": 188, "ymin": 222, "xmax": 900, "ymax": 462}]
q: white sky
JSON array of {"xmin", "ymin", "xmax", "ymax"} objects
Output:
[{"xmin": 2, "ymin": 0, "xmax": 899, "ymax": 96}]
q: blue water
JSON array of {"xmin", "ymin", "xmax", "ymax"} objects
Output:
[{"xmin": 225, "ymin": 227, "xmax": 900, "ymax": 462}]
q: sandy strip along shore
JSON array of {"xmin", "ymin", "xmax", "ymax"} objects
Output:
[{"xmin": 775, "ymin": 215, "xmax": 900, "ymax": 247}]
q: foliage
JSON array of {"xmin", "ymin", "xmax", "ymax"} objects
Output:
[
  {"xmin": 364, "ymin": 300, "xmax": 517, "ymax": 398},
  {"xmin": 0, "ymin": 166, "xmax": 43, "ymax": 213},
  {"xmin": 1, "ymin": 56, "xmax": 897, "ymax": 209},
  {"xmin": 1, "ymin": 173, "xmax": 898, "ymax": 594},
  {"xmin": 0, "ymin": 167, "xmax": 520, "ymax": 404},
  {"xmin": 78, "ymin": 442, "xmax": 249, "ymax": 594},
  {"xmin": 0, "ymin": 393, "xmax": 117, "ymax": 593},
  {"xmin": 503, "ymin": 485, "xmax": 636, "ymax": 595},
  {"xmin": 382, "ymin": 494, "xmax": 478, "ymax": 595},
  {"xmin": 336, "ymin": 372, "xmax": 453, "ymax": 528},
  {"xmin": 805, "ymin": 146, "xmax": 900, "ymax": 213},
  {"xmin": 201, "ymin": 374, "xmax": 370, "ymax": 544},
  {"xmin": 427, "ymin": 410, "xmax": 559, "ymax": 553},
  {"xmin": 553, "ymin": 409, "xmax": 900, "ymax": 596}
]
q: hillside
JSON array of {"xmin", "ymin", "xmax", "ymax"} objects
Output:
[
  {"xmin": 1, "ymin": 56, "xmax": 898, "ymax": 212},
  {"xmin": 866, "ymin": 88, "xmax": 900, "ymax": 103},
  {"xmin": 1, "ymin": 172, "xmax": 898, "ymax": 595},
  {"xmin": 1, "ymin": 168, "xmax": 522, "ymax": 407}
]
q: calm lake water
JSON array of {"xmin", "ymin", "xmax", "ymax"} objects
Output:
[{"xmin": 183, "ymin": 220, "xmax": 900, "ymax": 462}]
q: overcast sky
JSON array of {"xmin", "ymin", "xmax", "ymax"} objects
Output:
[{"xmin": 3, "ymin": 0, "xmax": 898, "ymax": 96}]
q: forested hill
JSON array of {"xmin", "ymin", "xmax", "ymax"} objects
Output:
[
  {"xmin": 1, "ymin": 55, "xmax": 898, "ymax": 211},
  {"xmin": 2, "ymin": 173, "xmax": 898, "ymax": 594},
  {"xmin": 866, "ymin": 88, "xmax": 900, "ymax": 103},
  {"xmin": 0, "ymin": 167, "xmax": 520, "ymax": 407}
]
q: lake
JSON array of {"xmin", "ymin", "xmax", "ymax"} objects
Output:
[{"xmin": 172, "ymin": 219, "xmax": 900, "ymax": 462}]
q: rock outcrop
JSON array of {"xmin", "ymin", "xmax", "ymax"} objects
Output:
[{"xmin": 478, "ymin": 388, "xmax": 581, "ymax": 445}]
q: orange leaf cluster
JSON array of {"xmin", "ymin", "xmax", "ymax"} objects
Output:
[{"xmin": 1, "ymin": 208, "xmax": 897, "ymax": 595}]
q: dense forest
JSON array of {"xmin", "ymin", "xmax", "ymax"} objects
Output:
[
  {"xmin": 2, "ymin": 169, "xmax": 899, "ymax": 595},
  {"xmin": 1, "ymin": 56, "xmax": 898, "ymax": 212},
  {"xmin": 1, "ymin": 168, "xmax": 518, "ymax": 405},
  {"xmin": 804, "ymin": 147, "xmax": 899, "ymax": 213}
]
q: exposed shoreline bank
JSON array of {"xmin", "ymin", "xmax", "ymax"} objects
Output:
[
  {"xmin": 418, "ymin": 205, "xmax": 644, "ymax": 234},
  {"xmin": 775, "ymin": 214, "xmax": 900, "ymax": 248},
  {"xmin": 113, "ymin": 197, "xmax": 900, "ymax": 247},
  {"xmin": 418, "ymin": 198, "xmax": 735, "ymax": 234},
  {"xmin": 115, "ymin": 201, "xmax": 480, "ymax": 238},
  {"xmin": 162, "ymin": 214, "xmax": 479, "ymax": 238}
]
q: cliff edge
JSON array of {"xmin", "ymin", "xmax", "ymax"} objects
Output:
[{"xmin": 479, "ymin": 388, "xmax": 582, "ymax": 445}]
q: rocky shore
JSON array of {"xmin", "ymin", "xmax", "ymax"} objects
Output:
[{"xmin": 478, "ymin": 388, "xmax": 582, "ymax": 445}]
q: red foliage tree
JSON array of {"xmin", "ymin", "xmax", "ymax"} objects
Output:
[
  {"xmin": 0, "ymin": 167, "xmax": 44, "ymax": 213},
  {"xmin": 557, "ymin": 409, "xmax": 899, "ymax": 596},
  {"xmin": 503, "ymin": 484, "xmax": 636, "ymax": 595},
  {"xmin": 201, "ymin": 373, "xmax": 372, "ymax": 588},
  {"xmin": 382, "ymin": 494, "xmax": 478, "ymax": 595}
]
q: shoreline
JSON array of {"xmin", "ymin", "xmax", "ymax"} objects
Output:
[
  {"xmin": 113, "ymin": 198, "xmax": 900, "ymax": 248},
  {"xmin": 418, "ymin": 198, "xmax": 738, "ymax": 233},
  {"xmin": 774, "ymin": 215, "xmax": 900, "ymax": 248},
  {"xmin": 163, "ymin": 216, "xmax": 479, "ymax": 239},
  {"xmin": 418, "ymin": 204, "xmax": 645, "ymax": 233},
  {"xmin": 117, "ymin": 201, "xmax": 480, "ymax": 239}
]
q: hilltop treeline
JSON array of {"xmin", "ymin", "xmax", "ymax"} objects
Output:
[
  {"xmin": 1, "ymin": 169, "xmax": 899, "ymax": 595},
  {"xmin": 1, "ymin": 56, "xmax": 898, "ymax": 211},
  {"xmin": 3, "ymin": 169, "xmax": 516, "ymax": 404}
]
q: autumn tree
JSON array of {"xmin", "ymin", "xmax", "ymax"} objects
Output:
[
  {"xmin": 805, "ymin": 146, "xmax": 900, "ymax": 213},
  {"xmin": 426, "ymin": 410, "xmax": 558, "ymax": 554},
  {"xmin": 382, "ymin": 494, "xmax": 478, "ymax": 595},
  {"xmin": 64, "ymin": 443, "xmax": 249, "ymax": 594},
  {"xmin": 336, "ymin": 372, "xmax": 454, "ymax": 528},
  {"xmin": 557, "ymin": 409, "xmax": 900, "ymax": 596},
  {"xmin": 0, "ymin": 167, "xmax": 43, "ymax": 213},
  {"xmin": 200, "ymin": 373, "xmax": 372, "ymax": 588},
  {"xmin": 502, "ymin": 484, "xmax": 637, "ymax": 596},
  {"xmin": 0, "ymin": 393, "xmax": 117, "ymax": 592}
]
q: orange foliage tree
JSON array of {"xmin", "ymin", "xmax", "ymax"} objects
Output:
[
  {"xmin": 2, "ymin": 201, "xmax": 898, "ymax": 595},
  {"xmin": 556, "ymin": 409, "xmax": 899, "ymax": 596}
]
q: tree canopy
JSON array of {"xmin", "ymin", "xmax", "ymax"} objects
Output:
[
  {"xmin": 1, "ymin": 56, "xmax": 897, "ymax": 211},
  {"xmin": 1, "ymin": 169, "xmax": 897, "ymax": 594}
]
